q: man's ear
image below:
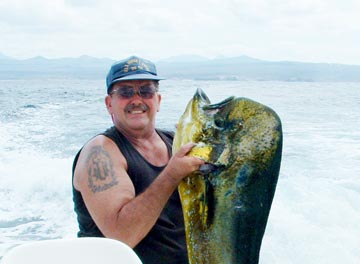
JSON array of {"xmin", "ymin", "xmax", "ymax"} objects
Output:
[
  {"xmin": 105, "ymin": 95, "xmax": 113, "ymax": 114},
  {"xmin": 157, "ymin": 93, "xmax": 162, "ymax": 112}
]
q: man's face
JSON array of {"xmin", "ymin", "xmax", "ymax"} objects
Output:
[{"xmin": 106, "ymin": 80, "xmax": 161, "ymax": 133}]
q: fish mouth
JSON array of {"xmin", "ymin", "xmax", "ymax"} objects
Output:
[
  {"xmin": 203, "ymin": 96, "xmax": 235, "ymax": 111},
  {"xmin": 194, "ymin": 88, "xmax": 211, "ymax": 105},
  {"xmin": 194, "ymin": 88, "xmax": 235, "ymax": 111}
]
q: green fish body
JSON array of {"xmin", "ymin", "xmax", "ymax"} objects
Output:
[{"xmin": 173, "ymin": 89, "xmax": 282, "ymax": 264}]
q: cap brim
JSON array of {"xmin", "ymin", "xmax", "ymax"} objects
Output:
[{"xmin": 111, "ymin": 73, "xmax": 166, "ymax": 84}]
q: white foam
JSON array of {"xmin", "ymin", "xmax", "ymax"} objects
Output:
[
  {"xmin": 1, "ymin": 80, "xmax": 360, "ymax": 263},
  {"xmin": 261, "ymin": 176, "xmax": 360, "ymax": 263},
  {"xmin": 0, "ymin": 142, "xmax": 78, "ymax": 255}
]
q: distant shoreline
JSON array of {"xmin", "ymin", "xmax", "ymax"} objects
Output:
[{"xmin": 1, "ymin": 55, "xmax": 360, "ymax": 82}]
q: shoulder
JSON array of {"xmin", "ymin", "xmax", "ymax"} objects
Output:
[
  {"xmin": 73, "ymin": 135, "xmax": 127, "ymax": 190},
  {"xmin": 82, "ymin": 134, "xmax": 120, "ymax": 156}
]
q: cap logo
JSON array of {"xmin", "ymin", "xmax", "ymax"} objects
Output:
[{"xmin": 120, "ymin": 58, "xmax": 153, "ymax": 75}]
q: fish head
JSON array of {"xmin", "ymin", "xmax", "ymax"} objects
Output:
[
  {"xmin": 174, "ymin": 88, "xmax": 282, "ymax": 171},
  {"xmin": 173, "ymin": 88, "xmax": 238, "ymax": 168}
]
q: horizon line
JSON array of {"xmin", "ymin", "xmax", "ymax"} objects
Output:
[{"xmin": 1, "ymin": 52, "xmax": 359, "ymax": 66}]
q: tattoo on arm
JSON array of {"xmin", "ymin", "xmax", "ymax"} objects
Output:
[{"xmin": 86, "ymin": 146, "xmax": 119, "ymax": 193}]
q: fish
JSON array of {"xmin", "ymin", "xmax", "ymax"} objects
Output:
[{"xmin": 173, "ymin": 88, "xmax": 283, "ymax": 264}]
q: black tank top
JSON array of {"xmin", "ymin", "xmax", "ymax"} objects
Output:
[{"xmin": 72, "ymin": 126, "xmax": 189, "ymax": 264}]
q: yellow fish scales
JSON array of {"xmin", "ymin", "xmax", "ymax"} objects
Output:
[{"xmin": 173, "ymin": 88, "xmax": 283, "ymax": 264}]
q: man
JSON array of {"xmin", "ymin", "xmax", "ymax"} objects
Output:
[{"xmin": 72, "ymin": 56, "xmax": 204, "ymax": 264}]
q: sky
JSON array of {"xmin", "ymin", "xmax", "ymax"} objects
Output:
[{"xmin": 0, "ymin": 0, "xmax": 360, "ymax": 65}]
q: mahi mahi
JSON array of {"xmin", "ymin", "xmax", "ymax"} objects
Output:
[{"xmin": 173, "ymin": 88, "xmax": 282, "ymax": 264}]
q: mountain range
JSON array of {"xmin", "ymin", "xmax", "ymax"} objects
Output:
[{"xmin": 1, "ymin": 53, "xmax": 360, "ymax": 82}]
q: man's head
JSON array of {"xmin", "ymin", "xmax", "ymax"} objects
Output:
[{"xmin": 106, "ymin": 56, "xmax": 165, "ymax": 94}]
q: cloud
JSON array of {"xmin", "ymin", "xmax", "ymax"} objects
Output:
[
  {"xmin": 0, "ymin": 0, "xmax": 81, "ymax": 33},
  {"xmin": 64, "ymin": 0, "xmax": 98, "ymax": 7},
  {"xmin": 0, "ymin": 0, "xmax": 359, "ymax": 64}
]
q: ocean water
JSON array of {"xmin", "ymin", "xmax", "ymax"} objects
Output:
[{"xmin": 0, "ymin": 79, "xmax": 359, "ymax": 263}]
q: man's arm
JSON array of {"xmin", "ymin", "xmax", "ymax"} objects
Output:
[{"xmin": 73, "ymin": 135, "xmax": 203, "ymax": 248}]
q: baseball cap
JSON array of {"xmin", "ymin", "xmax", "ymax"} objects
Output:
[{"xmin": 106, "ymin": 56, "xmax": 165, "ymax": 94}]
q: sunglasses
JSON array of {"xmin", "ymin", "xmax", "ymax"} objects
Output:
[{"xmin": 110, "ymin": 85, "xmax": 157, "ymax": 99}]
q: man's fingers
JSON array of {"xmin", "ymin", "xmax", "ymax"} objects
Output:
[{"xmin": 176, "ymin": 142, "xmax": 197, "ymax": 156}]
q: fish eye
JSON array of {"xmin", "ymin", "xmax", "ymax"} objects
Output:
[{"xmin": 214, "ymin": 118, "xmax": 225, "ymax": 128}]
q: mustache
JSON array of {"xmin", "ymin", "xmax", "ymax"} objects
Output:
[{"xmin": 125, "ymin": 103, "xmax": 149, "ymax": 112}]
